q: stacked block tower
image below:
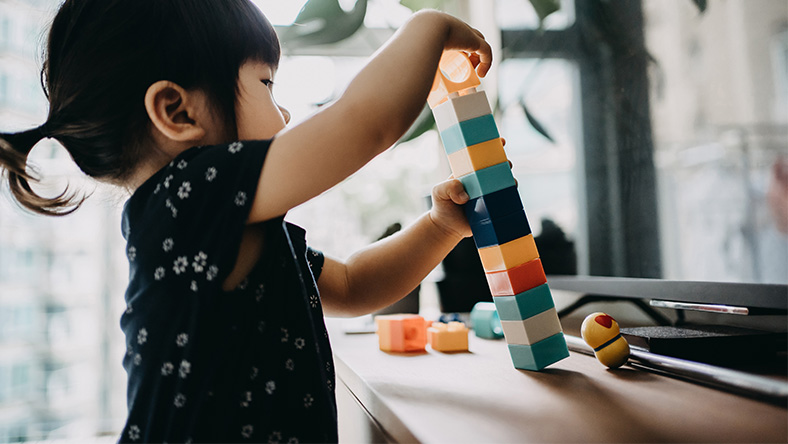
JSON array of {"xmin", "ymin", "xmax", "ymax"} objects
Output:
[{"xmin": 427, "ymin": 51, "xmax": 570, "ymax": 371}]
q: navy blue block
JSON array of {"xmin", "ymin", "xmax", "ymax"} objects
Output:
[
  {"xmin": 470, "ymin": 210, "xmax": 532, "ymax": 248},
  {"xmin": 463, "ymin": 186, "xmax": 523, "ymax": 226}
]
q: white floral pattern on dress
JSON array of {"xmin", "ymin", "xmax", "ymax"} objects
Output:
[
  {"xmin": 205, "ymin": 167, "xmax": 217, "ymax": 182},
  {"xmin": 241, "ymin": 424, "xmax": 253, "ymax": 439},
  {"xmin": 234, "ymin": 191, "xmax": 247, "ymax": 206},
  {"xmin": 137, "ymin": 328, "xmax": 148, "ymax": 345},
  {"xmin": 177, "ymin": 181, "xmax": 192, "ymax": 199},
  {"xmin": 240, "ymin": 391, "xmax": 252, "ymax": 407},
  {"xmin": 128, "ymin": 425, "xmax": 140, "ymax": 441},
  {"xmin": 174, "ymin": 393, "xmax": 186, "ymax": 408},
  {"xmin": 161, "ymin": 362, "xmax": 174, "ymax": 376},
  {"xmin": 206, "ymin": 265, "xmax": 219, "ymax": 281},
  {"xmin": 154, "ymin": 267, "xmax": 165, "ymax": 281},
  {"xmin": 192, "ymin": 252, "xmax": 207, "ymax": 273},
  {"xmin": 162, "ymin": 238, "xmax": 174, "ymax": 252},
  {"xmin": 228, "ymin": 141, "xmax": 243, "ymax": 153},
  {"xmin": 176, "ymin": 333, "xmax": 189, "ymax": 347},
  {"xmin": 173, "ymin": 256, "xmax": 188, "ymax": 274},
  {"xmin": 179, "ymin": 360, "xmax": 191, "ymax": 378}
]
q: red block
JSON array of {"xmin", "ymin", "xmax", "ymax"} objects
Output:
[{"xmin": 485, "ymin": 258, "xmax": 547, "ymax": 296}]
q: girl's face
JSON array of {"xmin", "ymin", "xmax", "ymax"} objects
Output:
[{"xmin": 235, "ymin": 60, "xmax": 290, "ymax": 140}]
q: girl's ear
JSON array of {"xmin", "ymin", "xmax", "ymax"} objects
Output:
[{"xmin": 144, "ymin": 81, "xmax": 211, "ymax": 146}]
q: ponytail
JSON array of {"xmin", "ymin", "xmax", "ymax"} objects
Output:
[{"xmin": 0, "ymin": 124, "xmax": 83, "ymax": 216}]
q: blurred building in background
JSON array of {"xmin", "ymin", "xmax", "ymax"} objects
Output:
[
  {"xmin": 0, "ymin": 0, "xmax": 127, "ymax": 441},
  {"xmin": 0, "ymin": 0, "xmax": 785, "ymax": 442},
  {"xmin": 645, "ymin": 0, "xmax": 788, "ymax": 284}
]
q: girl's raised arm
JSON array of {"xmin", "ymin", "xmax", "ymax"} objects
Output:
[{"xmin": 247, "ymin": 10, "xmax": 491, "ymax": 223}]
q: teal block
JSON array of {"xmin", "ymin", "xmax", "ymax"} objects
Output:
[
  {"xmin": 507, "ymin": 333, "xmax": 569, "ymax": 371},
  {"xmin": 458, "ymin": 162, "xmax": 516, "ymax": 200},
  {"xmin": 470, "ymin": 302, "xmax": 504, "ymax": 339},
  {"xmin": 439, "ymin": 114, "xmax": 499, "ymax": 154},
  {"xmin": 494, "ymin": 284, "xmax": 556, "ymax": 321}
]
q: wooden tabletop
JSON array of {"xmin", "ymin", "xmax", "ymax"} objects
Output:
[{"xmin": 328, "ymin": 319, "xmax": 788, "ymax": 443}]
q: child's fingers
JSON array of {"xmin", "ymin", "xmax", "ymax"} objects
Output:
[{"xmin": 434, "ymin": 178, "xmax": 469, "ymax": 205}]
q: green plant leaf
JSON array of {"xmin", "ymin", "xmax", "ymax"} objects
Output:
[
  {"xmin": 528, "ymin": 0, "xmax": 560, "ymax": 27},
  {"xmin": 396, "ymin": 104, "xmax": 435, "ymax": 145},
  {"xmin": 691, "ymin": 0, "xmax": 707, "ymax": 13},
  {"xmin": 399, "ymin": 0, "xmax": 444, "ymax": 12},
  {"xmin": 521, "ymin": 99, "xmax": 555, "ymax": 144},
  {"xmin": 278, "ymin": 0, "xmax": 368, "ymax": 48}
]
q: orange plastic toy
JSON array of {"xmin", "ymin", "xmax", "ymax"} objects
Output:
[
  {"xmin": 375, "ymin": 314, "xmax": 428, "ymax": 352},
  {"xmin": 428, "ymin": 321, "xmax": 469, "ymax": 352},
  {"xmin": 427, "ymin": 51, "xmax": 482, "ymax": 108}
]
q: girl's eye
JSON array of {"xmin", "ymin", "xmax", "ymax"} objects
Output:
[{"xmin": 261, "ymin": 79, "xmax": 274, "ymax": 87}]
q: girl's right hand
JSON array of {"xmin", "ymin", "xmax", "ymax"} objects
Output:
[{"xmin": 412, "ymin": 10, "xmax": 493, "ymax": 78}]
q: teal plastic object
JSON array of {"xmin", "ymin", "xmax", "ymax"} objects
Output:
[
  {"xmin": 470, "ymin": 302, "xmax": 504, "ymax": 339},
  {"xmin": 493, "ymin": 284, "xmax": 556, "ymax": 321},
  {"xmin": 508, "ymin": 332, "xmax": 570, "ymax": 371},
  {"xmin": 439, "ymin": 114, "xmax": 499, "ymax": 154},
  {"xmin": 458, "ymin": 162, "xmax": 517, "ymax": 200}
]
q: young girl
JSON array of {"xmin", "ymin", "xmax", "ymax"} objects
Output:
[{"xmin": 0, "ymin": 0, "xmax": 491, "ymax": 442}]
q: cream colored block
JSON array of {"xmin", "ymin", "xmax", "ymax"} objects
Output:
[
  {"xmin": 500, "ymin": 308, "xmax": 563, "ymax": 346},
  {"xmin": 432, "ymin": 90, "xmax": 492, "ymax": 132}
]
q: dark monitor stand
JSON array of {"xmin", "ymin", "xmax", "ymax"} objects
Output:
[{"xmin": 549, "ymin": 275, "xmax": 788, "ymax": 405}]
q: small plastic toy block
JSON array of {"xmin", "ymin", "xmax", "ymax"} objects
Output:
[
  {"xmin": 470, "ymin": 302, "xmax": 504, "ymax": 339},
  {"xmin": 470, "ymin": 210, "xmax": 532, "ymax": 249},
  {"xmin": 463, "ymin": 185, "xmax": 523, "ymax": 226},
  {"xmin": 375, "ymin": 314, "xmax": 428, "ymax": 352},
  {"xmin": 494, "ymin": 284, "xmax": 556, "ymax": 321},
  {"xmin": 458, "ymin": 162, "xmax": 516, "ymax": 200},
  {"xmin": 581, "ymin": 312, "xmax": 630, "ymax": 369},
  {"xmin": 508, "ymin": 333, "xmax": 570, "ymax": 371},
  {"xmin": 428, "ymin": 51, "xmax": 481, "ymax": 108},
  {"xmin": 500, "ymin": 307, "xmax": 563, "ymax": 346},
  {"xmin": 485, "ymin": 258, "xmax": 547, "ymax": 297},
  {"xmin": 477, "ymin": 234, "xmax": 539, "ymax": 273},
  {"xmin": 439, "ymin": 114, "xmax": 500, "ymax": 155},
  {"xmin": 432, "ymin": 90, "xmax": 492, "ymax": 131},
  {"xmin": 428, "ymin": 321, "xmax": 469, "ymax": 352},
  {"xmin": 447, "ymin": 138, "xmax": 508, "ymax": 178}
]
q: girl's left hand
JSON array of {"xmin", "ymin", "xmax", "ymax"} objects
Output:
[
  {"xmin": 429, "ymin": 138, "xmax": 510, "ymax": 240},
  {"xmin": 429, "ymin": 177, "xmax": 472, "ymax": 240}
]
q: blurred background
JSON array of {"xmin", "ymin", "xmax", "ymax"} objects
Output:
[{"xmin": 0, "ymin": 0, "xmax": 786, "ymax": 440}]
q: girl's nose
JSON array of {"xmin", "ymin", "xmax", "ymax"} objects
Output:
[{"xmin": 279, "ymin": 106, "xmax": 291, "ymax": 124}]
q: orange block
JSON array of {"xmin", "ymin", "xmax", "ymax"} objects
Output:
[
  {"xmin": 427, "ymin": 321, "xmax": 469, "ymax": 352},
  {"xmin": 447, "ymin": 138, "xmax": 508, "ymax": 177},
  {"xmin": 485, "ymin": 258, "xmax": 547, "ymax": 296},
  {"xmin": 477, "ymin": 234, "xmax": 539, "ymax": 272},
  {"xmin": 428, "ymin": 51, "xmax": 481, "ymax": 108},
  {"xmin": 375, "ymin": 314, "xmax": 428, "ymax": 352}
]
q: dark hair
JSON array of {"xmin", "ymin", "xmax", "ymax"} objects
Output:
[{"xmin": 0, "ymin": 0, "xmax": 280, "ymax": 215}]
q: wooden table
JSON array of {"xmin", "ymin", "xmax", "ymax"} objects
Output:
[{"xmin": 328, "ymin": 319, "xmax": 788, "ymax": 443}]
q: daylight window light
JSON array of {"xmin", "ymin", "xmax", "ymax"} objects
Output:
[{"xmin": 250, "ymin": 0, "xmax": 308, "ymax": 26}]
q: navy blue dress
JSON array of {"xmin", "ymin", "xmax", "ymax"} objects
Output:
[{"xmin": 119, "ymin": 140, "xmax": 337, "ymax": 443}]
